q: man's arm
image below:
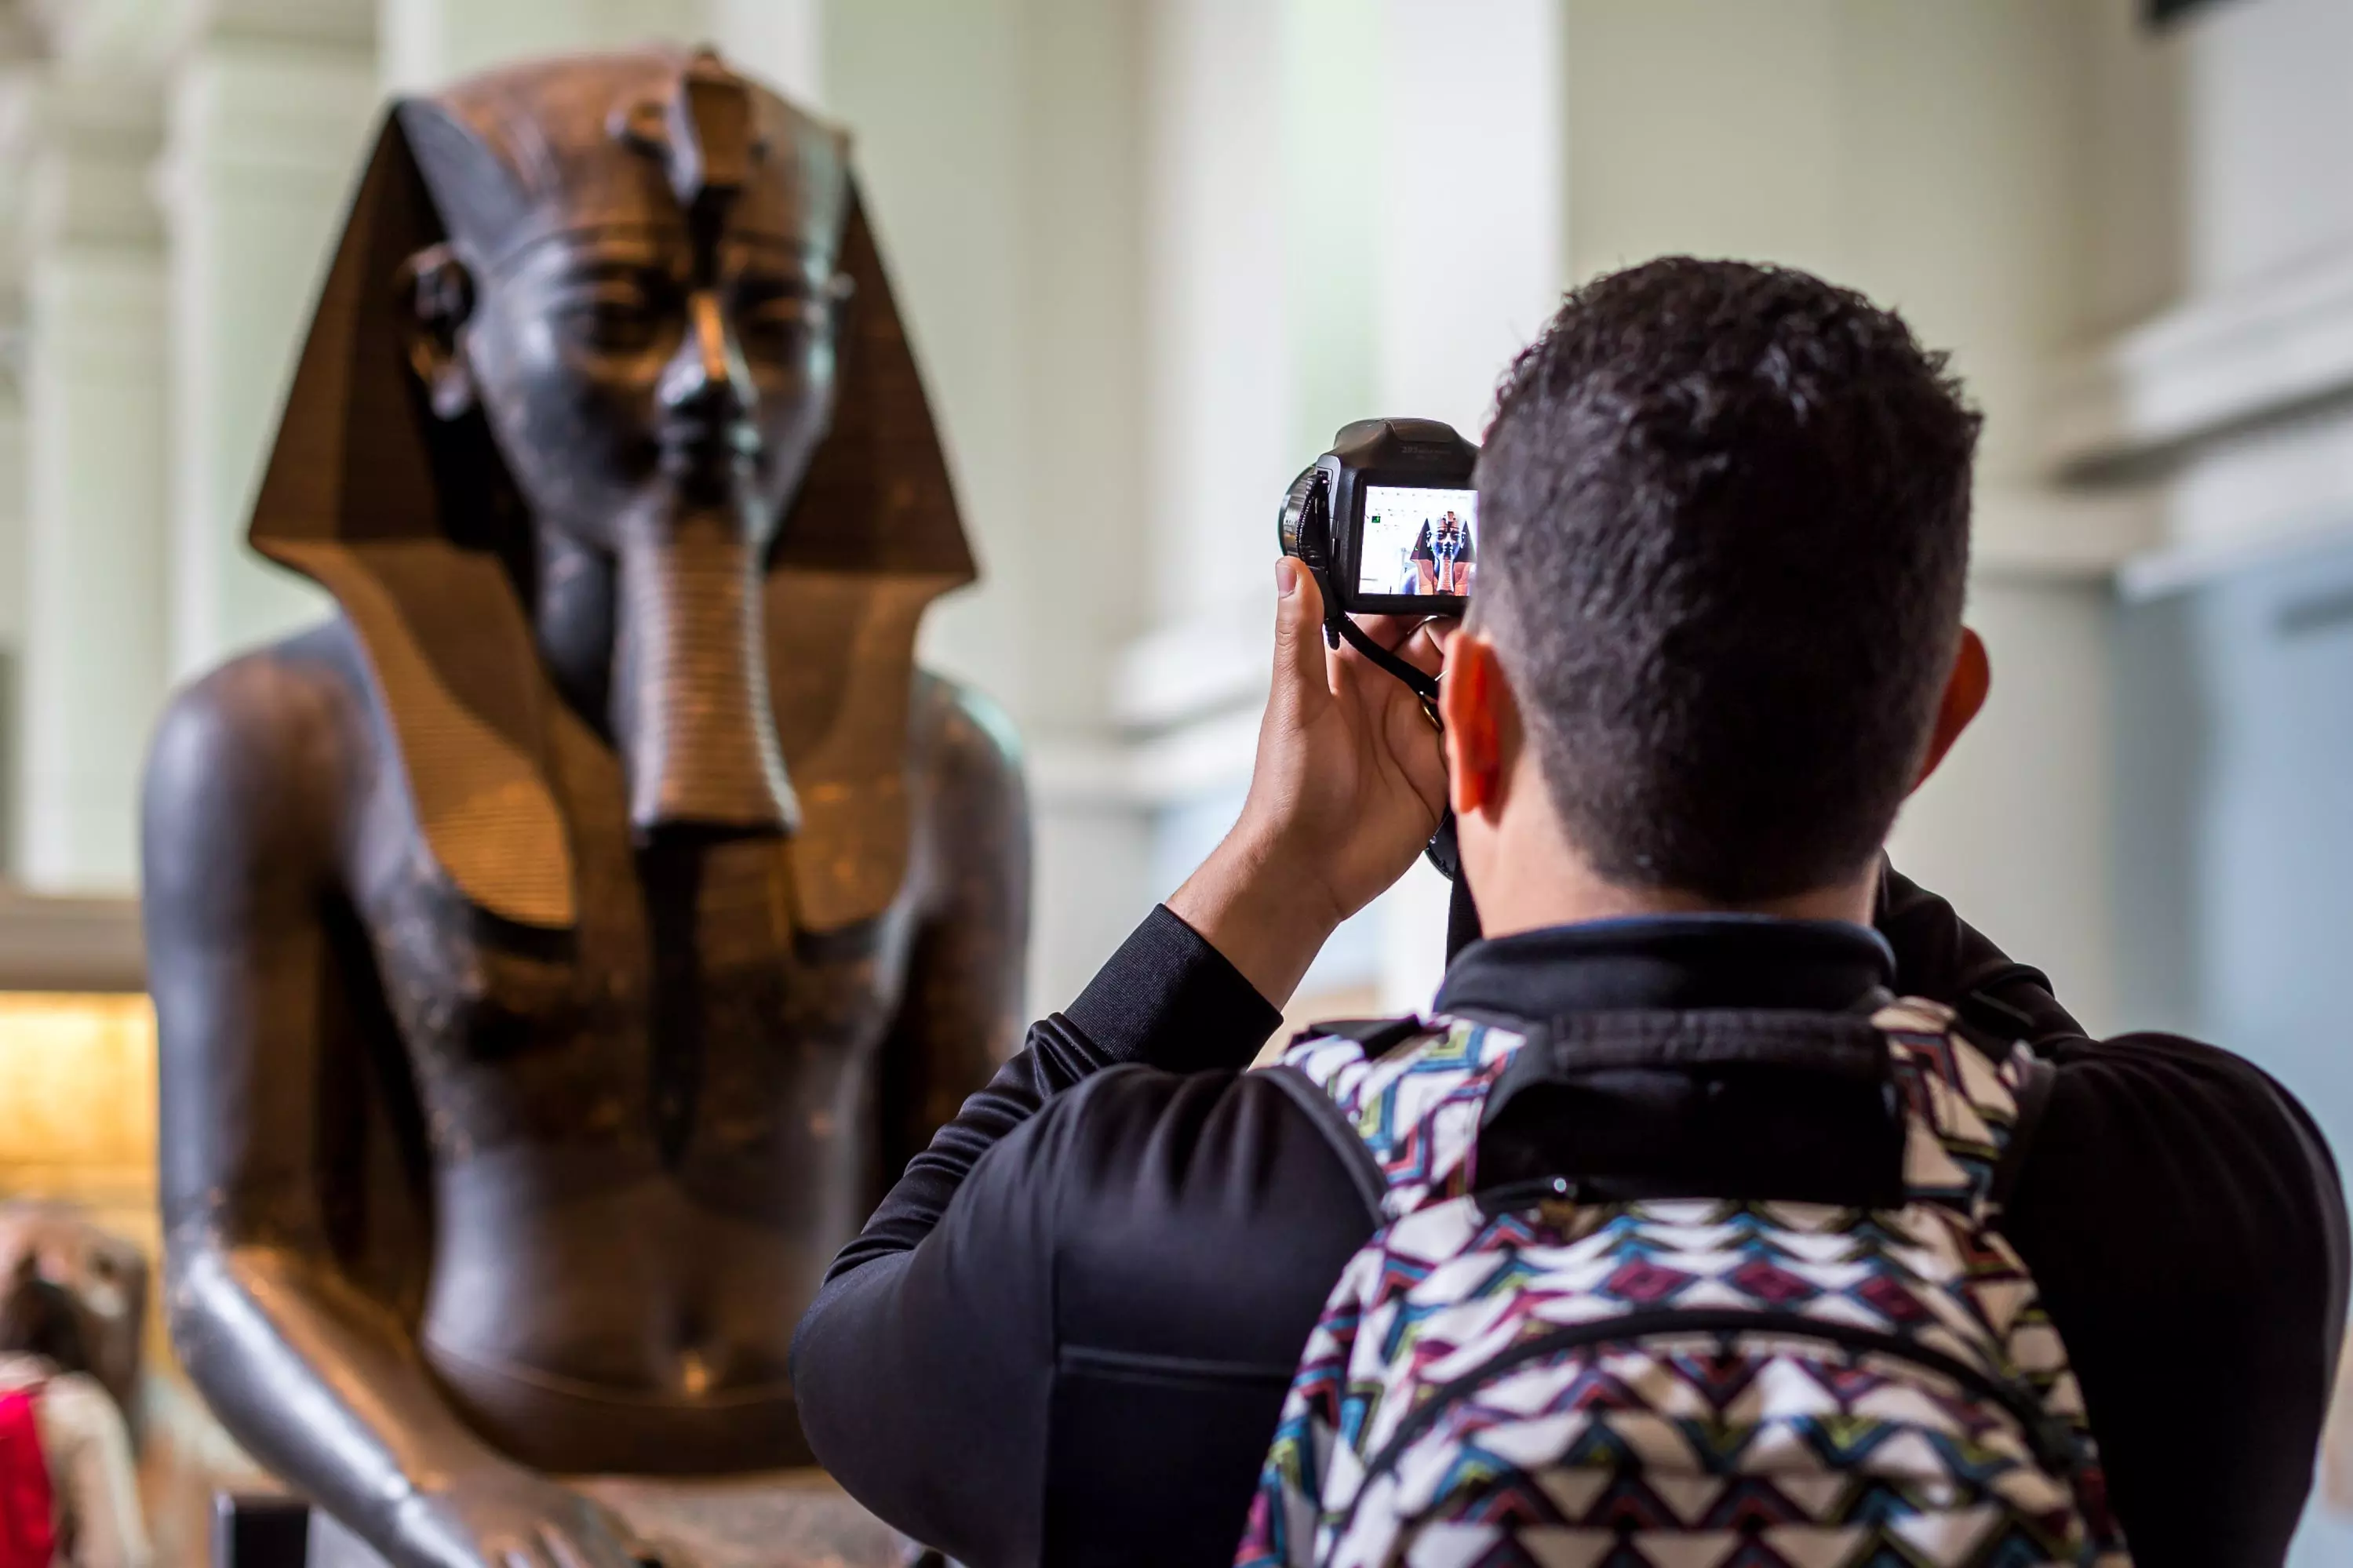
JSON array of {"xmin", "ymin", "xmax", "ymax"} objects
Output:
[
  {"xmin": 1877, "ymin": 860, "xmax": 2350, "ymax": 1564},
  {"xmin": 2011, "ymin": 1027, "xmax": 2347, "ymax": 1567},
  {"xmin": 796, "ymin": 908, "xmax": 1335, "ymax": 1566},
  {"xmin": 821, "ymin": 905, "xmax": 1280, "ymax": 1276},
  {"xmin": 797, "ymin": 567, "xmax": 1446, "ymax": 1564}
]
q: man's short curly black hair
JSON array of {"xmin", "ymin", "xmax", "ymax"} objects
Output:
[{"xmin": 1475, "ymin": 257, "xmax": 1980, "ymax": 901}]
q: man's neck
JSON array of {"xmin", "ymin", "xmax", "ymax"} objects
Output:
[{"xmin": 1462, "ymin": 808, "xmax": 1878, "ymax": 940}]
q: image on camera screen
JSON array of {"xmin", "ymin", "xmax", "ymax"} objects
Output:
[{"xmin": 1360, "ymin": 486, "xmax": 1478, "ymax": 598}]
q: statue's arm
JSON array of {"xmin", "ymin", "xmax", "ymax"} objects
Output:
[
  {"xmin": 143, "ymin": 657, "xmax": 617, "ymax": 1568},
  {"xmin": 881, "ymin": 675, "xmax": 1033, "ymax": 1171}
]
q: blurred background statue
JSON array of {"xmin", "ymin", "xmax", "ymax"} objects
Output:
[
  {"xmin": 0, "ymin": 1257, "xmax": 151, "ymax": 1567},
  {"xmin": 0, "ymin": 1197, "xmax": 252, "ymax": 1567},
  {"xmin": 140, "ymin": 46, "xmax": 1027, "ymax": 1568},
  {"xmin": 0, "ymin": 1199, "xmax": 147, "ymax": 1428}
]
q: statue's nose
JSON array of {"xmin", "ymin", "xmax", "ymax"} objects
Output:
[{"xmin": 657, "ymin": 289, "xmax": 756, "ymax": 430}]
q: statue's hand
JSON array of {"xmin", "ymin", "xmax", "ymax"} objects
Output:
[{"xmin": 394, "ymin": 1468, "xmax": 650, "ymax": 1568}]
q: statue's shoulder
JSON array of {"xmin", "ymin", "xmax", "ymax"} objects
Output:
[
  {"xmin": 905, "ymin": 670, "xmax": 1028, "ymax": 871},
  {"xmin": 909, "ymin": 668, "xmax": 1025, "ymax": 786},
  {"xmin": 144, "ymin": 618, "xmax": 375, "ymax": 831}
]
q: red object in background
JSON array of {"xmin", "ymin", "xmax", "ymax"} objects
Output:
[{"xmin": 0, "ymin": 1387, "xmax": 54, "ymax": 1568}]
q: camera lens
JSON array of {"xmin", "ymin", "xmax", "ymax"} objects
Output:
[{"xmin": 1277, "ymin": 465, "xmax": 1320, "ymax": 562}]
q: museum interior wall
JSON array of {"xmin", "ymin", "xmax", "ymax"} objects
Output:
[{"xmin": 0, "ymin": 0, "xmax": 2345, "ymax": 1558}]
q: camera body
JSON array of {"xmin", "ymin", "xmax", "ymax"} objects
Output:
[{"xmin": 1278, "ymin": 417, "xmax": 1481, "ymax": 616}]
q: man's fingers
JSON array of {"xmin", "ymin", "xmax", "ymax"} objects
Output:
[
  {"xmin": 1350, "ymin": 612, "xmax": 1423, "ymax": 653},
  {"xmin": 1270, "ymin": 558, "xmax": 1332, "ymax": 715},
  {"xmin": 1396, "ymin": 616, "xmax": 1455, "ymax": 678},
  {"xmin": 1341, "ymin": 613, "xmax": 1457, "ymax": 679}
]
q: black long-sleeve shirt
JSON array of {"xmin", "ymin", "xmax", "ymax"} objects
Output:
[{"xmin": 792, "ymin": 871, "xmax": 2349, "ymax": 1568}]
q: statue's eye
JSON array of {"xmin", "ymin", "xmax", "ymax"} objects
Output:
[
  {"xmin": 735, "ymin": 284, "xmax": 826, "ymax": 366},
  {"xmin": 558, "ymin": 277, "xmax": 668, "ymax": 355}
]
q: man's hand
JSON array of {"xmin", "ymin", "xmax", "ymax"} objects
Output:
[{"xmin": 1168, "ymin": 560, "xmax": 1451, "ymax": 1005}]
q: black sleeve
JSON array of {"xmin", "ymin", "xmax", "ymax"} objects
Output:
[
  {"xmin": 821, "ymin": 904, "xmax": 1281, "ymax": 1280},
  {"xmin": 1878, "ymin": 863, "xmax": 2349, "ymax": 1563},
  {"xmin": 2008, "ymin": 1033, "xmax": 2348, "ymax": 1567},
  {"xmin": 794, "ymin": 908, "xmax": 1379, "ymax": 1566},
  {"xmin": 1876, "ymin": 860, "xmax": 2089, "ymax": 1046}
]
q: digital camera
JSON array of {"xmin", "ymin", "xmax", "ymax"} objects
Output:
[
  {"xmin": 1277, "ymin": 418, "xmax": 1481, "ymax": 617},
  {"xmin": 1275, "ymin": 417, "xmax": 1484, "ymax": 951}
]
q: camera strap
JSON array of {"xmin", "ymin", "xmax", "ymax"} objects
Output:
[
  {"xmin": 1320, "ymin": 588, "xmax": 1441, "ymax": 714},
  {"xmin": 1428, "ymin": 814, "xmax": 1484, "ymax": 959}
]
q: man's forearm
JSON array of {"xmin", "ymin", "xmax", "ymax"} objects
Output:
[
  {"xmin": 822, "ymin": 1010, "xmax": 1124, "ymax": 1278},
  {"xmin": 1167, "ymin": 828, "xmax": 1350, "ymax": 1008}
]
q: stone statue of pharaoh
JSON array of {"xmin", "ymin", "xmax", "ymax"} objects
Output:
[{"xmin": 140, "ymin": 47, "xmax": 1026, "ymax": 1568}]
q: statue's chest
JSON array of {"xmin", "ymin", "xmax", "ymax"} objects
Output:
[{"xmin": 348, "ymin": 730, "xmax": 919, "ymax": 1162}]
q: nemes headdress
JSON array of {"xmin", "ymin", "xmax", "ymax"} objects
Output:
[{"xmin": 248, "ymin": 47, "xmax": 974, "ymax": 933}]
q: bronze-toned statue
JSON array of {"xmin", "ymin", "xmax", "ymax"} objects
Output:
[{"xmin": 140, "ymin": 47, "xmax": 1027, "ymax": 1568}]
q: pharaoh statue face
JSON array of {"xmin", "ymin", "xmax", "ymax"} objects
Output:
[
  {"xmin": 403, "ymin": 60, "xmax": 849, "ymax": 555},
  {"xmin": 246, "ymin": 46, "xmax": 973, "ymax": 929},
  {"xmin": 397, "ymin": 51, "xmax": 858, "ymax": 839}
]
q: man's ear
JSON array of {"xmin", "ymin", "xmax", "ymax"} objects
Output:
[
  {"xmin": 1913, "ymin": 626, "xmax": 1991, "ymax": 790},
  {"xmin": 393, "ymin": 242, "xmax": 478, "ymax": 420},
  {"xmin": 1441, "ymin": 628, "xmax": 1513, "ymax": 818}
]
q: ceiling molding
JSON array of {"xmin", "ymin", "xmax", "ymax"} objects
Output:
[
  {"xmin": 1972, "ymin": 483, "xmax": 2161, "ymax": 580},
  {"xmin": 2043, "ymin": 243, "xmax": 2353, "ymax": 480},
  {"xmin": 0, "ymin": 890, "xmax": 144, "ymax": 992}
]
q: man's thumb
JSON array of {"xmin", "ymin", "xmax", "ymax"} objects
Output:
[{"xmin": 1271, "ymin": 558, "xmax": 1328, "ymax": 715}]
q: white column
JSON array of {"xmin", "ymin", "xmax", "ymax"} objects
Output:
[
  {"xmin": 0, "ymin": 322, "xmax": 26, "ymax": 884},
  {"xmin": 1141, "ymin": 0, "xmax": 1292, "ymax": 639},
  {"xmin": 159, "ymin": 0, "xmax": 373, "ymax": 680},
  {"xmin": 0, "ymin": 79, "xmax": 28, "ymax": 882},
  {"xmin": 827, "ymin": 0, "xmax": 1154, "ymax": 1010},
  {"xmin": 1107, "ymin": 0, "xmax": 1571, "ymax": 1020},
  {"xmin": 1367, "ymin": 0, "xmax": 1564, "ymax": 1013},
  {"xmin": 1562, "ymin": 0, "xmax": 2126, "ymax": 1030},
  {"xmin": 13, "ymin": 71, "xmax": 169, "ymax": 893},
  {"xmin": 1110, "ymin": 0, "xmax": 1300, "ymax": 1014}
]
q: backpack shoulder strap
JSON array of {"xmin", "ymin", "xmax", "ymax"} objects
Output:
[
  {"xmin": 1269, "ymin": 1013, "xmax": 1530, "ymax": 1219},
  {"xmin": 1874, "ymin": 995, "xmax": 2053, "ymax": 1221},
  {"xmin": 1299, "ymin": 1016, "xmax": 1431, "ymax": 1060}
]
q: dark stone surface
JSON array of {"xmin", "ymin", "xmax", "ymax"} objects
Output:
[{"xmin": 146, "ymin": 46, "xmax": 1025, "ymax": 1568}]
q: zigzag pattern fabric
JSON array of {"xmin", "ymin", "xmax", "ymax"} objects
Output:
[{"xmin": 1235, "ymin": 1000, "xmax": 2130, "ymax": 1568}]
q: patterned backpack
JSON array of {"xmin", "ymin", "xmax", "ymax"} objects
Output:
[{"xmin": 1235, "ymin": 996, "xmax": 2129, "ymax": 1568}]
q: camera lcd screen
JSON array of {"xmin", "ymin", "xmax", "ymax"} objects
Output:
[{"xmin": 1359, "ymin": 486, "xmax": 1478, "ymax": 600}]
